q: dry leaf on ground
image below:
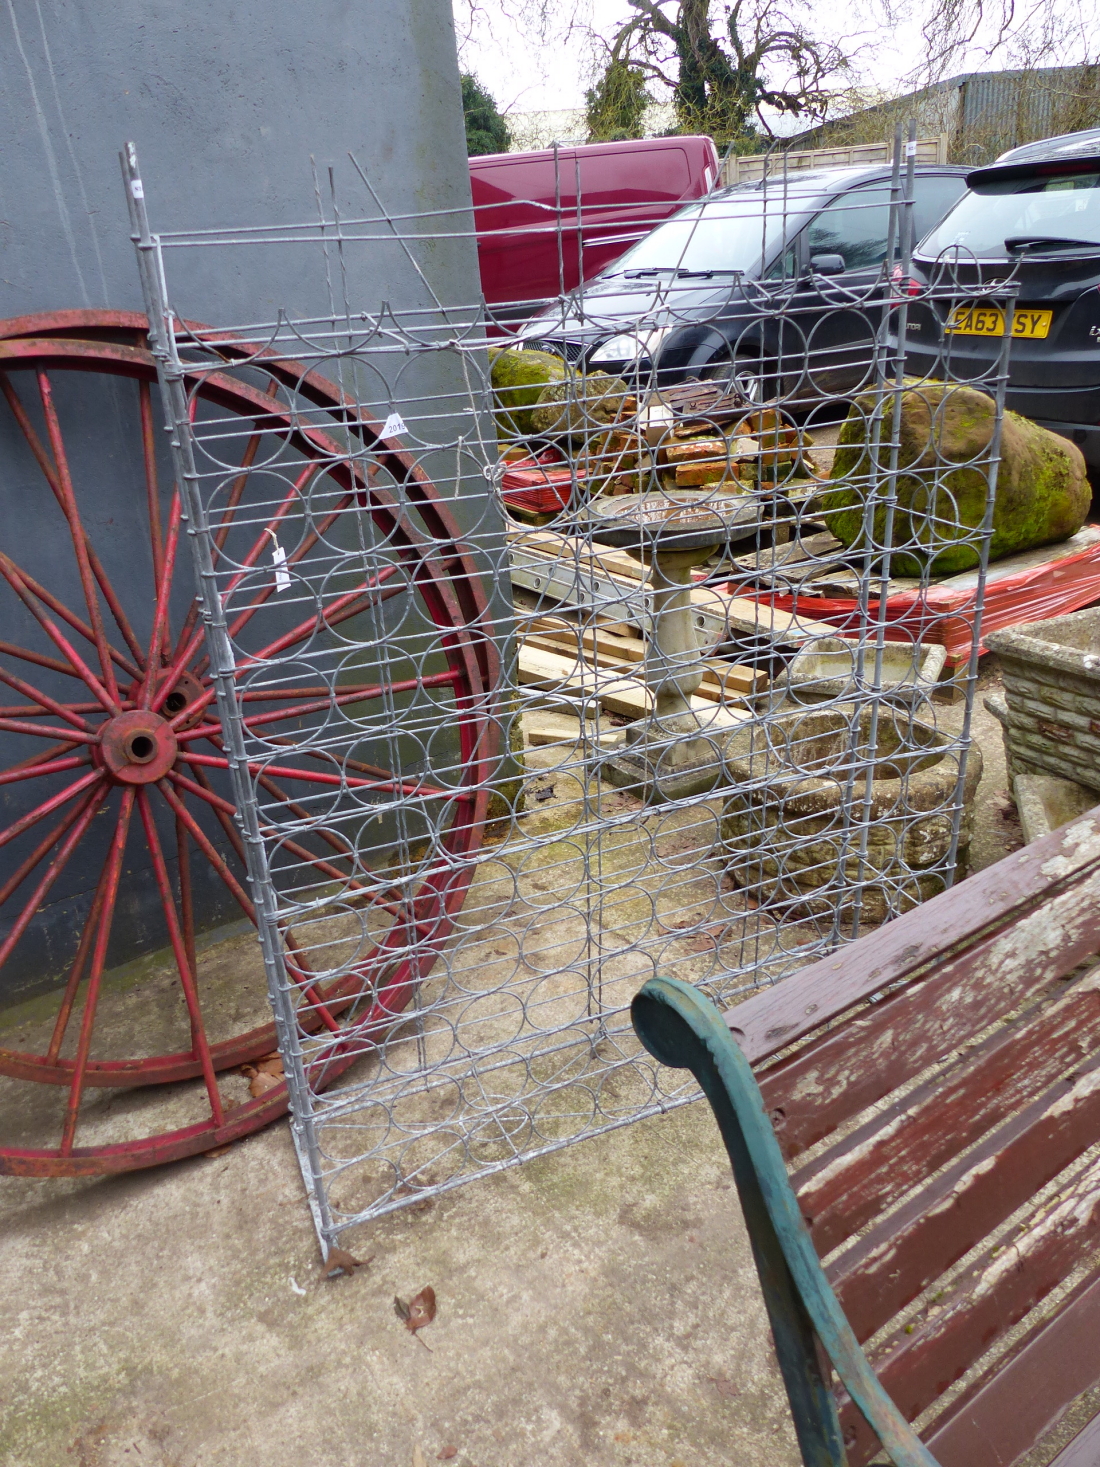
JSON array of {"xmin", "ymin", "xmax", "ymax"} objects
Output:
[
  {"xmin": 246, "ymin": 1069, "xmax": 283, "ymax": 1098},
  {"xmin": 406, "ymin": 1285, "xmax": 437, "ymax": 1330},
  {"xmin": 412, "ymin": 1446, "xmax": 427, "ymax": 1467},
  {"xmin": 437, "ymin": 1448, "xmax": 458, "ymax": 1461},
  {"xmin": 395, "ymin": 1285, "xmax": 437, "ymax": 1348},
  {"xmin": 241, "ymin": 1053, "xmax": 285, "ymax": 1098},
  {"xmin": 321, "ymin": 1247, "xmax": 372, "ymax": 1280}
]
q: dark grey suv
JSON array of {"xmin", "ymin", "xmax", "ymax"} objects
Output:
[
  {"xmin": 518, "ymin": 163, "xmax": 968, "ymax": 402},
  {"xmin": 904, "ymin": 128, "xmax": 1100, "ymax": 474}
]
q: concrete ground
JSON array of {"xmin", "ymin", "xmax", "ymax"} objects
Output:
[
  {"xmin": 1, "ymin": 1095, "xmax": 802, "ymax": 1467},
  {"xmin": 0, "ymin": 660, "xmax": 1030, "ymax": 1467}
]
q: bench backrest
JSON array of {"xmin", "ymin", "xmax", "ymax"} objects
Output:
[{"xmin": 635, "ymin": 809, "xmax": 1100, "ymax": 1466}]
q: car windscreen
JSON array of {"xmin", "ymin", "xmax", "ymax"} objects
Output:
[
  {"xmin": 918, "ymin": 167, "xmax": 1100, "ymax": 260},
  {"xmin": 601, "ymin": 190, "xmax": 818, "ymax": 277}
]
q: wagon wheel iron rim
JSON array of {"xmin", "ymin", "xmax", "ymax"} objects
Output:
[{"xmin": 0, "ymin": 312, "xmax": 498, "ymax": 1177}]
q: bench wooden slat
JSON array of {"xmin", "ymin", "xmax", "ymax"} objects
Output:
[
  {"xmin": 633, "ymin": 810, "xmax": 1100, "ymax": 1465},
  {"xmin": 830, "ymin": 1046, "xmax": 1100, "ymax": 1341},
  {"xmin": 838, "ymin": 1150, "xmax": 1100, "ymax": 1464},
  {"xmin": 729, "ymin": 814, "xmax": 1100, "ymax": 1071},
  {"xmin": 923, "ymin": 1268, "xmax": 1100, "ymax": 1466},
  {"xmin": 760, "ymin": 867, "xmax": 1100, "ymax": 1161},
  {"xmin": 1048, "ymin": 1410, "xmax": 1100, "ymax": 1467},
  {"xmin": 794, "ymin": 969, "xmax": 1100, "ymax": 1253}
]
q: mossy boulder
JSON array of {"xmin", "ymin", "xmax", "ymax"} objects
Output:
[
  {"xmin": 490, "ymin": 348, "xmax": 566, "ymax": 438},
  {"xmin": 530, "ymin": 372, "xmax": 631, "ymax": 441},
  {"xmin": 819, "ymin": 383, "xmax": 1090, "ymax": 577}
]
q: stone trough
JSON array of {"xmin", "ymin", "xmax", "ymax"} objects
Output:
[{"xmin": 720, "ymin": 705, "xmax": 982, "ymax": 924}]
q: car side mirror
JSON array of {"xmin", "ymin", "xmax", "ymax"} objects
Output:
[{"xmin": 810, "ymin": 252, "xmax": 847, "ymax": 276}]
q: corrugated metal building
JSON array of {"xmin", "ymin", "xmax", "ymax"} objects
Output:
[{"xmin": 786, "ymin": 66, "xmax": 1100, "ymax": 164}]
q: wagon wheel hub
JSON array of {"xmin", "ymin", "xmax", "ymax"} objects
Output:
[
  {"xmin": 0, "ymin": 311, "xmax": 492, "ymax": 1179},
  {"xmin": 97, "ymin": 710, "xmax": 179, "ymax": 784},
  {"xmin": 127, "ymin": 668, "xmax": 207, "ymax": 730}
]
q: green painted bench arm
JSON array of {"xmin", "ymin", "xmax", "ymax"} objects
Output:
[{"xmin": 631, "ymin": 976, "xmax": 941, "ymax": 1467}]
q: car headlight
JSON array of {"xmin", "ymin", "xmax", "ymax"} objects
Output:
[{"xmin": 590, "ymin": 326, "xmax": 671, "ymax": 365}]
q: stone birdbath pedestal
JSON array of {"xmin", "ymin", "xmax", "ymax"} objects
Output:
[{"xmin": 580, "ymin": 493, "xmax": 764, "ymax": 801}]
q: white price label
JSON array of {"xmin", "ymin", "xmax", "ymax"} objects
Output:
[
  {"xmin": 271, "ymin": 541, "xmax": 291, "ymax": 593},
  {"xmin": 381, "ymin": 410, "xmax": 408, "ymax": 439},
  {"xmin": 905, "ymin": 140, "xmax": 917, "ymax": 158},
  {"xmin": 131, "ymin": 178, "xmax": 145, "ymax": 199}
]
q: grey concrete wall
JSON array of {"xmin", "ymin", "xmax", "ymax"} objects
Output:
[
  {"xmin": 0, "ymin": 0, "xmax": 504, "ymax": 1004},
  {"xmin": 0, "ymin": 0, "xmax": 479, "ymax": 323}
]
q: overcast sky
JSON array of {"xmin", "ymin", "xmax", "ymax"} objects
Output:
[{"xmin": 456, "ymin": 0, "xmax": 923, "ymax": 124}]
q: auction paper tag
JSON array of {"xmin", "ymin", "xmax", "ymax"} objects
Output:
[
  {"xmin": 381, "ymin": 410, "xmax": 408, "ymax": 438},
  {"xmin": 271, "ymin": 540, "xmax": 292, "ymax": 593}
]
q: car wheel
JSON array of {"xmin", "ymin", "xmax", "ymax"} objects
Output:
[{"xmin": 699, "ymin": 350, "xmax": 776, "ymax": 404}]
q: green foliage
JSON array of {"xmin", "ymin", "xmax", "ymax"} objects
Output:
[
  {"xmin": 585, "ymin": 56, "xmax": 652, "ymax": 141},
  {"xmin": 461, "ymin": 74, "xmax": 511, "ymax": 157}
]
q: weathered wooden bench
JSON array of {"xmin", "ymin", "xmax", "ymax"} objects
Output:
[{"xmin": 633, "ymin": 807, "xmax": 1100, "ymax": 1466}]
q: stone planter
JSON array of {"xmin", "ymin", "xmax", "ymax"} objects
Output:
[
  {"xmin": 767, "ymin": 636, "xmax": 948, "ymax": 709},
  {"xmin": 720, "ymin": 706, "xmax": 982, "ymax": 923},
  {"xmin": 985, "ymin": 607, "xmax": 1100, "ymax": 793}
]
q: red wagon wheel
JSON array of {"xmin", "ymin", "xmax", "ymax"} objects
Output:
[{"xmin": 0, "ymin": 311, "xmax": 498, "ymax": 1176}]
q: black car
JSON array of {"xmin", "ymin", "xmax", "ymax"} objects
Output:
[
  {"xmin": 903, "ymin": 129, "xmax": 1100, "ymax": 475},
  {"xmin": 518, "ymin": 163, "xmax": 968, "ymax": 403}
]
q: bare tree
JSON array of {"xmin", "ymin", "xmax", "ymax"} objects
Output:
[{"xmin": 594, "ymin": 0, "xmax": 849, "ymax": 144}]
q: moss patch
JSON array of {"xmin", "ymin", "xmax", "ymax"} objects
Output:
[
  {"xmin": 490, "ymin": 348, "xmax": 566, "ymax": 438},
  {"xmin": 820, "ymin": 383, "xmax": 1090, "ymax": 576}
]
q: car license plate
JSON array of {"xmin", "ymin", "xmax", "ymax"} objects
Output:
[{"xmin": 946, "ymin": 305, "xmax": 1052, "ymax": 339}]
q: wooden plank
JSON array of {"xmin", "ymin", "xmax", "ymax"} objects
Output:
[
  {"xmin": 516, "ymin": 644, "xmax": 750, "ymax": 727},
  {"xmin": 827, "ymin": 1045, "xmax": 1100, "ymax": 1344},
  {"xmin": 1047, "ymin": 1410, "xmax": 1100, "ymax": 1467},
  {"xmin": 793, "ymin": 968, "xmax": 1100, "ymax": 1253},
  {"xmin": 922, "ymin": 1268, "xmax": 1100, "ymax": 1467},
  {"xmin": 522, "ymin": 622, "xmax": 764, "ymax": 698},
  {"xmin": 508, "ymin": 529, "xmax": 812, "ymax": 643},
  {"xmin": 837, "ymin": 1151, "xmax": 1100, "ymax": 1465},
  {"xmin": 723, "ymin": 808, "xmax": 1100, "ymax": 1071},
  {"xmin": 758, "ymin": 862, "xmax": 1100, "ymax": 1160}
]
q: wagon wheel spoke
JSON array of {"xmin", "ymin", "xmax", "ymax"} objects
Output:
[
  {"xmin": 0, "ymin": 662, "xmax": 94, "ymax": 730},
  {"xmin": 0, "ymin": 318, "xmax": 490, "ymax": 1177},
  {"xmin": 1, "ymin": 558, "xmax": 139, "ymax": 682},
  {"xmin": 178, "ymin": 459, "xmax": 324, "ymax": 684},
  {"xmin": 0, "ymin": 785, "xmax": 104, "ymax": 915},
  {"xmin": 136, "ymin": 790, "xmax": 225, "ymax": 1125},
  {"xmin": 168, "ymin": 379, "xmax": 283, "ymax": 662},
  {"xmin": 137, "ymin": 491, "xmax": 183, "ymax": 707},
  {"xmin": 0, "ymin": 781, "xmax": 108, "ymax": 989},
  {"xmin": 0, "ymin": 766, "xmax": 101, "ymax": 842},
  {"xmin": 169, "ymin": 764, "xmax": 366, "ymax": 897},
  {"xmin": 36, "ymin": 369, "xmax": 124, "ymax": 702},
  {"xmin": 0, "ymin": 638, "xmax": 88, "ymax": 681},
  {"xmin": 158, "ymin": 767, "xmax": 342, "ymax": 1032},
  {"xmin": 194, "ymin": 730, "xmax": 414, "ymax": 916},
  {"xmin": 182, "ymin": 749, "xmax": 458, "ymax": 801},
  {"xmin": 59, "ymin": 788, "xmax": 135, "ymax": 1155},
  {"xmin": 45, "ymin": 818, "xmax": 119, "ymax": 1065},
  {"xmin": 176, "ymin": 670, "xmax": 462, "ymax": 742},
  {"xmin": 154, "ymin": 776, "xmax": 256, "ymax": 922},
  {"xmin": 168, "ymin": 761, "xmax": 355, "ymax": 1017},
  {"xmin": 1, "ymin": 372, "xmax": 146, "ymax": 667},
  {"xmin": 0, "ymin": 553, "xmax": 122, "ymax": 711}
]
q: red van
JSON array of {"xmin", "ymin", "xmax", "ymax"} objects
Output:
[{"xmin": 469, "ymin": 136, "xmax": 721, "ymax": 319}]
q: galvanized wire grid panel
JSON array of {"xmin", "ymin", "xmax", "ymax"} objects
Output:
[{"xmin": 123, "ymin": 142, "xmax": 1016, "ymax": 1248}]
